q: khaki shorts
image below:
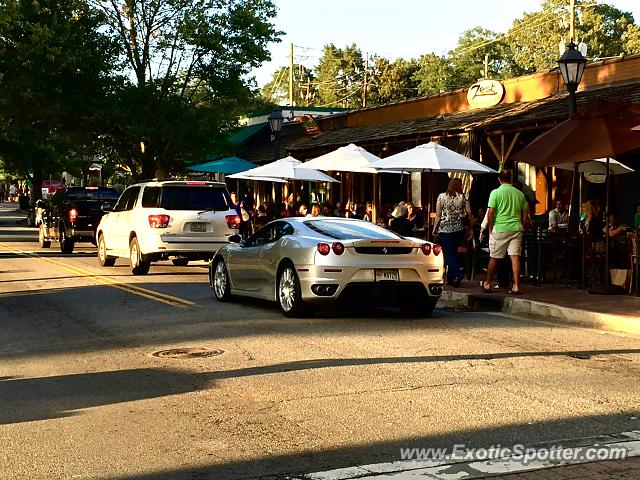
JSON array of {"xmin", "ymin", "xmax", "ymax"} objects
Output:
[{"xmin": 489, "ymin": 231, "xmax": 523, "ymax": 258}]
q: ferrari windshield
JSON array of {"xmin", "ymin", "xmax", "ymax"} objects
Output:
[{"xmin": 303, "ymin": 219, "xmax": 402, "ymax": 240}]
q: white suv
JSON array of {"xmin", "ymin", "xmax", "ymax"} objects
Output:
[{"xmin": 96, "ymin": 180, "xmax": 240, "ymax": 274}]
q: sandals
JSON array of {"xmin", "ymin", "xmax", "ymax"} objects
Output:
[
  {"xmin": 508, "ymin": 289, "xmax": 522, "ymax": 295},
  {"xmin": 479, "ymin": 281, "xmax": 492, "ymax": 293}
]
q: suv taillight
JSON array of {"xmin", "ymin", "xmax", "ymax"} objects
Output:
[
  {"xmin": 148, "ymin": 214, "xmax": 170, "ymax": 228},
  {"xmin": 68, "ymin": 208, "xmax": 78, "ymax": 223},
  {"xmin": 225, "ymin": 214, "xmax": 241, "ymax": 229}
]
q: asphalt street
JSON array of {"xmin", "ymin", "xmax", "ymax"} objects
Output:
[{"xmin": 1, "ymin": 205, "xmax": 639, "ymax": 480}]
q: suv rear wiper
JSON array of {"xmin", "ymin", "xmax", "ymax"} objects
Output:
[{"xmin": 197, "ymin": 208, "xmax": 217, "ymax": 214}]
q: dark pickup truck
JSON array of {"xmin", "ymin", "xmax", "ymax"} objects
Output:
[{"xmin": 38, "ymin": 186, "xmax": 119, "ymax": 253}]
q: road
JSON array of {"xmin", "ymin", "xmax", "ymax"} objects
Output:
[{"xmin": 1, "ymin": 204, "xmax": 639, "ymax": 480}]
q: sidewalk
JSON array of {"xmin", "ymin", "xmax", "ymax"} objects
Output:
[
  {"xmin": 439, "ymin": 278, "xmax": 640, "ymax": 335},
  {"xmin": 476, "ymin": 456, "xmax": 640, "ymax": 479}
]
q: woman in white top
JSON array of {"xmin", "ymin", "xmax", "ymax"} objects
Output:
[{"xmin": 432, "ymin": 178, "xmax": 472, "ymax": 287}]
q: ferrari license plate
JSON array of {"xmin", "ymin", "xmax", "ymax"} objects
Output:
[
  {"xmin": 190, "ymin": 222, "xmax": 207, "ymax": 232},
  {"xmin": 375, "ymin": 269, "xmax": 399, "ymax": 282}
]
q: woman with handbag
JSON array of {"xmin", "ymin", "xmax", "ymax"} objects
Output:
[{"xmin": 432, "ymin": 178, "xmax": 472, "ymax": 287}]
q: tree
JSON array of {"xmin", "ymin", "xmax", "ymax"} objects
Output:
[
  {"xmin": 0, "ymin": 0, "xmax": 120, "ymax": 201},
  {"xmin": 447, "ymin": 27, "xmax": 523, "ymax": 88},
  {"xmin": 90, "ymin": 0, "xmax": 279, "ymax": 179},
  {"xmin": 314, "ymin": 43, "xmax": 364, "ymax": 108},
  {"xmin": 412, "ymin": 53, "xmax": 456, "ymax": 96},
  {"xmin": 623, "ymin": 23, "xmax": 640, "ymax": 54},
  {"xmin": 366, "ymin": 57, "xmax": 419, "ymax": 105},
  {"xmin": 261, "ymin": 64, "xmax": 316, "ymax": 106},
  {"xmin": 506, "ymin": 0, "xmax": 636, "ymax": 73}
]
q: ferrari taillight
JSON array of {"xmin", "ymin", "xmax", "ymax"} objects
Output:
[
  {"xmin": 421, "ymin": 243, "xmax": 432, "ymax": 255},
  {"xmin": 332, "ymin": 242, "xmax": 345, "ymax": 255},
  {"xmin": 317, "ymin": 243, "xmax": 331, "ymax": 255},
  {"xmin": 433, "ymin": 244, "xmax": 442, "ymax": 256}
]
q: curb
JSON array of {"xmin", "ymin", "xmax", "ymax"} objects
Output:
[{"xmin": 437, "ymin": 291, "xmax": 640, "ymax": 335}]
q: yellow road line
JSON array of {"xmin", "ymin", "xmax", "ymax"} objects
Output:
[{"xmin": 0, "ymin": 242, "xmax": 195, "ymax": 307}]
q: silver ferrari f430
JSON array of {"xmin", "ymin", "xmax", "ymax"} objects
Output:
[{"xmin": 209, "ymin": 217, "xmax": 445, "ymax": 316}]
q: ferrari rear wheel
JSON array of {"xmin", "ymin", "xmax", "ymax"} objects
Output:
[
  {"xmin": 211, "ymin": 259, "xmax": 231, "ymax": 301},
  {"xmin": 401, "ymin": 295, "xmax": 438, "ymax": 317},
  {"xmin": 277, "ymin": 265, "xmax": 305, "ymax": 317}
]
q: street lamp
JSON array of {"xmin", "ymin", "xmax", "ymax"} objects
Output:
[
  {"xmin": 268, "ymin": 108, "xmax": 284, "ymax": 217},
  {"xmin": 558, "ymin": 41, "xmax": 587, "ymax": 116}
]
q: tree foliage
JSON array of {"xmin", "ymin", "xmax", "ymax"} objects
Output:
[
  {"xmin": 261, "ymin": 64, "xmax": 316, "ymax": 106},
  {"xmin": 366, "ymin": 57, "xmax": 419, "ymax": 105},
  {"xmin": 90, "ymin": 0, "xmax": 279, "ymax": 179},
  {"xmin": 448, "ymin": 27, "xmax": 524, "ymax": 87},
  {"xmin": 506, "ymin": 0, "xmax": 635, "ymax": 73},
  {"xmin": 412, "ymin": 53, "xmax": 456, "ymax": 97},
  {"xmin": 0, "ymin": 0, "xmax": 119, "ymax": 199},
  {"xmin": 314, "ymin": 43, "xmax": 364, "ymax": 108}
]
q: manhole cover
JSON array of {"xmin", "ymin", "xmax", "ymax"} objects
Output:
[{"xmin": 151, "ymin": 348, "xmax": 224, "ymax": 359}]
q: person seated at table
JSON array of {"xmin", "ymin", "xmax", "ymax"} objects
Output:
[
  {"xmin": 389, "ymin": 205, "xmax": 413, "ymax": 236},
  {"xmin": 308, "ymin": 203, "xmax": 322, "ymax": 217},
  {"xmin": 333, "ymin": 201, "xmax": 343, "ymax": 217},
  {"xmin": 297, "ymin": 204, "xmax": 308, "ymax": 217},
  {"xmin": 548, "ymin": 199, "xmax": 569, "ymax": 231},
  {"xmin": 322, "ymin": 203, "xmax": 332, "ymax": 217},
  {"xmin": 634, "ymin": 202, "xmax": 640, "ymax": 230},
  {"xmin": 362, "ymin": 202, "xmax": 373, "ymax": 222},
  {"xmin": 253, "ymin": 204, "xmax": 271, "ymax": 228},
  {"xmin": 407, "ymin": 203, "xmax": 424, "ymax": 232},
  {"xmin": 344, "ymin": 201, "xmax": 358, "ymax": 219},
  {"xmin": 607, "ymin": 213, "xmax": 627, "ymax": 237},
  {"xmin": 471, "ymin": 207, "xmax": 485, "ymax": 229}
]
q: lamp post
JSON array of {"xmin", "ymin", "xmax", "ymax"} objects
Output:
[
  {"xmin": 268, "ymin": 108, "xmax": 284, "ymax": 218},
  {"xmin": 557, "ymin": 41, "xmax": 587, "ymax": 234},
  {"xmin": 558, "ymin": 41, "xmax": 587, "ymax": 116}
]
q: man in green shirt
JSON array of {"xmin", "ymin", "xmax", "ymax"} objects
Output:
[{"xmin": 481, "ymin": 169, "xmax": 528, "ymax": 294}]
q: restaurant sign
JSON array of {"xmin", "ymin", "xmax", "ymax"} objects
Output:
[{"xmin": 467, "ymin": 79, "xmax": 505, "ymax": 109}]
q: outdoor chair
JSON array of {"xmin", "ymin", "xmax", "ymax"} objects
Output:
[
  {"xmin": 550, "ymin": 232, "xmax": 580, "ymax": 288},
  {"xmin": 583, "ymin": 234, "xmax": 606, "ymax": 288}
]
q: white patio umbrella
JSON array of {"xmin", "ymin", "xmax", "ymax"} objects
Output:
[
  {"xmin": 303, "ymin": 143, "xmax": 381, "ymax": 173},
  {"xmin": 554, "ymin": 157, "xmax": 634, "ymax": 183},
  {"xmin": 372, "ymin": 142, "xmax": 497, "ymax": 174},
  {"xmin": 228, "ymin": 156, "xmax": 338, "ymax": 183},
  {"xmin": 227, "ymin": 173, "xmax": 287, "ymax": 183}
]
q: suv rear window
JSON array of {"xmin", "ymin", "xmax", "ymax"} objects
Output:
[
  {"xmin": 143, "ymin": 185, "xmax": 231, "ymax": 211},
  {"xmin": 304, "ymin": 219, "xmax": 401, "ymax": 240},
  {"xmin": 66, "ymin": 187, "xmax": 119, "ymax": 201}
]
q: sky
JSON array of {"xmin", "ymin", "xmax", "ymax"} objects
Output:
[{"xmin": 250, "ymin": 0, "xmax": 640, "ymax": 87}]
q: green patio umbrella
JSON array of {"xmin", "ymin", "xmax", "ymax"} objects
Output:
[{"xmin": 187, "ymin": 156, "xmax": 255, "ymax": 174}]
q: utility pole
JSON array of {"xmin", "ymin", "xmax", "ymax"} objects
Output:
[
  {"xmin": 289, "ymin": 43, "xmax": 294, "ymax": 106},
  {"xmin": 569, "ymin": 0, "xmax": 576, "ymax": 41},
  {"xmin": 362, "ymin": 52, "xmax": 368, "ymax": 108}
]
